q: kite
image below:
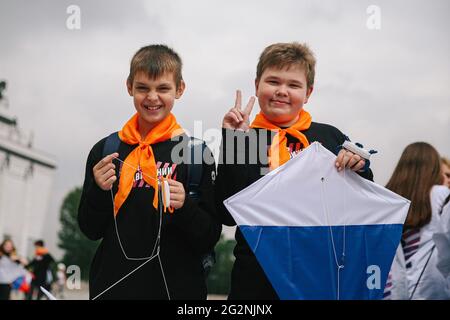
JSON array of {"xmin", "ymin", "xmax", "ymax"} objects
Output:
[{"xmin": 224, "ymin": 142, "xmax": 410, "ymax": 299}]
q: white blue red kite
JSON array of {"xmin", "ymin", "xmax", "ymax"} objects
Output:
[{"xmin": 224, "ymin": 142, "xmax": 410, "ymax": 300}]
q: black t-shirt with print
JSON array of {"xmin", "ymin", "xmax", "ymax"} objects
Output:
[{"xmin": 78, "ymin": 133, "xmax": 221, "ymax": 300}]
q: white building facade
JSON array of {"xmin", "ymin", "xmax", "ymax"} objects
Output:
[{"xmin": 0, "ymin": 90, "xmax": 56, "ymax": 257}]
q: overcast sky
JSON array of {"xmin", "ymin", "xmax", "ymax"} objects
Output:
[{"xmin": 1, "ymin": 0, "xmax": 449, "ymax": 255}]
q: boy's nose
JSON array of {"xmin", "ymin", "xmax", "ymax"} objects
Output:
[
  {"xmin": 147, "ymin": 91, "xmax": 159, "ymax": 101},
  {"xmin": 275, "ymin": 86, "xmax": 288, "ymax": 96}
]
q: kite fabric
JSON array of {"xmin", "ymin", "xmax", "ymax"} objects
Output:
[{"xmin": 223, "ymin": 142, "xmax": 410, "ymax": 300}]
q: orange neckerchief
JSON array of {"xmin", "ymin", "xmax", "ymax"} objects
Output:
[
  {"xmin": 115, "ymin": 113, "xmax": 183, "ymax": 216},
  {"xmin": 35, "ymin": 247, "xmax": 49, "ymax": 256},
  {"xmin": 250, "ymin": 110, "xmax": 312, "ymax": 170}
]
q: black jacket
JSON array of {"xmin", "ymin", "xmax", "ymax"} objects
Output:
[
  {"xmin": 27, "ymin": 253, "xmax": 54, "ymax": 286},
  {"xmin": 215, "ymin": 123, "xmax": 374, "ymax": 299},
  {"xmin": 78, "ymin": 133, "xmax": 221, "ymax": 300}
]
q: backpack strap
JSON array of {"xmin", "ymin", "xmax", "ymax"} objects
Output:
[
  {"xmin": 103, "ymin": 132, "xmax": 121, "ymax": 158},
  {"xmin": 186, "ymin": 136, "xmax": 216, "ymax": 277},
  {"xmin": 102, "ymin": 132, "xmax": 122, "ymax": 192},
  {"xmin": 186, "ymin": 136, "xmax": 206, "ymax": 200}
]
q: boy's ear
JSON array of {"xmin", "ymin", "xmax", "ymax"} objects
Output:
[
  {"xmin": 305, "ymin": 86, "xmax": 314, "ymax": 104},
  {"xmin": 254, "ymin": 78, "xmax": 260, "ymax": 97},
  {"xmin": 126, "ymin": 80, "xmax": 133, "ymax": 96},
  {"xmin": 175, "ymin": 80, "xmax": 186, "ymax": 99}
]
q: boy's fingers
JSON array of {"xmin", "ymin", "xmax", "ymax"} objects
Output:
[
  {"xmin": 103, "ymin": 175, "xmax": 117, "ymax": 190},
  {"xmin": 232, "ymin": 109, "xmax": 244, "ymax": 122},
  {"xmin": 170, "ymin": 193, "xmax": 184, "ymax": 201},
  {"xmin": 227, "ymin": 110, "xmax": 241, "ymax": 124},
  {"xmin": 347, "ymin": 154, "xmax": 361, "ymax": 169},
  {"xmin": 169, "ymin": 185, "xmax": 182, "ymax": 193},
  {"xmin": 104, "ymin": 168, "xmax": 116, "ymax": 180},
  {"xmin": 167, "ymin": 178, "xmax": 182, "ymax": 186},
  {"xmin": 165, "ymin": 179, "xmax": 185, "ymax": 208},
  {"xmin": 167, "ymin": 180, "xmax": 185, "ymax": 194},
  {"xmin": 244, "ymin": 96, "xmax": 256, "ymax": 116},
  {"xmin": 341, "ymin": 153, "xmax": 351, "ymax": 169},
  {"xmin": 102, "ymin": 153, "xmax": 119, "ymax": 166},
  {"xmin": 353, "ymin": 159, "xmax": 366, "ymax": 172},
  {"xmin": 98, "ymin": 170, "xmax": 116, "ymax": 188},
  {"xmin": 94, "ymin": 153, "xmax": 119, "ymax": 170},
  {"xmin": 234, "ymin": 90, "xmax": 242, "ymax": 110},
  {"xmin": 335, "ymin": 149, "xmax": 345, "ymax": 169},
  {"xmin": 170, "ymin": 200, "xmax": 183, "ymax": 209},
  {"xmin": 97, "ymin": 163, "xmax": 115, "ymax": 176},
  {"xmin": 336, "ymin": 150, "xmax": 354, "ymax": 171}
]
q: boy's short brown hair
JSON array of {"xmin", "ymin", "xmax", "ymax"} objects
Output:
[
  {"xmin": 127, "ymin": 44, "xmax": 183, "ymax": 88},
  {"xmin": 256, "ymin": 42, "xmax": 316, "ymax": 89}
]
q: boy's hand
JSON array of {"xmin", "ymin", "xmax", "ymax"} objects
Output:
[
  {"xmin": 93, "ymin": 153, "xmax": 119, "ymax": 190},
  {"xmin": 222, "ymin": 90, "xmax": 256, "ymax": 131},
  {"xmin": 335, "ymin": 149, "xmax": 366, "ymax": 172},
  {"xmin": 167, "ymin": 179, "xmax": 186, "ymax": 209}
]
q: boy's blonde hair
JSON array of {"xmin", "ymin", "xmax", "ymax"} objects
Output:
[
  {"xmin": 256, "ymin": 42, "xmax": 316, "ymax": 89},
  {"xmin": 127, "ymin": 44, "xmax": 183, "ymax": 89},
  {"xmin": 442, "ymin": 157, "xmax": 450, "ymax": 167}
]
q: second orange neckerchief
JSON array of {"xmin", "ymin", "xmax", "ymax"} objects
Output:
[
  {"xmin": 114, "ymin": 113, "xmax": 183, "ymax": 216},
  {"xmin": 250, "ymin": 110, "xmax": 312, "ymax": 170}
]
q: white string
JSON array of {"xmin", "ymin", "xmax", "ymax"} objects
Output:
[
  {"xmin": 112, "ymin": 187, "xmax": 160, "ymax": 260},
  {"xmin": 114, "ymin": 157, "xmax": 159, "ymax": 182},
  {"xmin": 91, "ymin": 157, "xmax": 170, "ymax": 300},
  {"xmin": 158, "ymin": 255, "xmax": 171, "ymax": 300},
  {"xmin": 320, "ymin": 170, "xmax": 346, "ymax": 300}
]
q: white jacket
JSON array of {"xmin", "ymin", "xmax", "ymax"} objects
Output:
[
  {"xmin": 389, "ymin": 185, "xmax": 450, "ymax": 300},
  {"xmin": 0, "ymin": 255, "xmax": 27, "ymax": 284}
]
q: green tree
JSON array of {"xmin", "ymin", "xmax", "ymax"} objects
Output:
[
  {"xmin": 58, "ymin": 186, "xmax": 98, "ymax": 280},
  {"xmin": 207, "ymin": 236, "xmax": 236, "ymax": 295}
]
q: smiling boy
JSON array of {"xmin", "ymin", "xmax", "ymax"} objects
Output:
[
  {"xmin": 215, "ymin": 42, "xmax": 374, "ymax": 299},
  {"xmin": 78, "ymin": 44, "xmax": 221, "ymax": 300}
]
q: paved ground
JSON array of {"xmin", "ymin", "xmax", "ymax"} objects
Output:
[{"xmin": 11, "ymin": 282, "xmax": 227, "ymax": 300}]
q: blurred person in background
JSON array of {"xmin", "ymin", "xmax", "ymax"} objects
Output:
[
  {"xmin": 0, "ymin": 239, "xmax": 28, "ymax": 300},
  {"xmin": 384, "ymin": 142, "xmax": 450, "ymax": 299},
  {"xmin": 26, "ymin": 240, "xmax": 55, "ymax": 300},
  {"xmin": 441, "ymin": 157, "xmax": 450, "ymax": 188}
]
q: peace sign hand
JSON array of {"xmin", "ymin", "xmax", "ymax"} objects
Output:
[{"xmin": 222, "ymin": 90, "xmax": 256, "ymax": 131}]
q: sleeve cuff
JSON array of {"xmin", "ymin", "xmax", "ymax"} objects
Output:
[
  {"xmin": 86, "ymin": 182, "xmax": 112, "ymax": 211},
  {"xmin": 171, "ymin": 196, "xmax": 196, "ymax": 225}
]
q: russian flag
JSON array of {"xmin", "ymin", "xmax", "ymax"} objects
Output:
[
  {"xmin": 224, "ymin": 142, "xmax": 410, "ymax": 300},
  {"xmin": 11, "ymin": 274, "xmax": 31, "ymax": 293}
]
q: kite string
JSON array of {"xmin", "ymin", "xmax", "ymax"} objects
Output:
[
  {"xmin": 111, "ymin": 187, "xmax": 160, "ymax": 261},
  {"xmin": 112, "ymin": 156, "xmax": 162, "ymax": 260},
  {"xmin": 320, "ymin": 171, "xmax": 346, "ymax": 301},
  {"xmin": 92, "ymin": 156, "xmax": 170, "ymax": 300},
  {"xmin": 114, "ymin": 156, "xmax": 159, "ymax": 182},
  {"xmin": 320, "ymin": 178, "xmax": 340, "ymax": 299},
  {"xmin": 341, "ymin": 167, "xmax": 347, "ymax": 299}
]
